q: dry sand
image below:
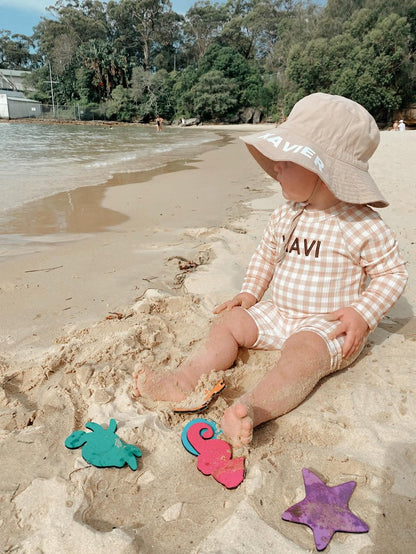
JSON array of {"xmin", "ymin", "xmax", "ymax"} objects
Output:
[{"xmin": 0, "ymin": 128, "xmax": 415, "ymax": 553}]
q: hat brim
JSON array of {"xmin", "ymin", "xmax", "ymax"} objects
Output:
[{"xmin": 241, "ymin": 129, "xmax": 388, "ymax": 208}]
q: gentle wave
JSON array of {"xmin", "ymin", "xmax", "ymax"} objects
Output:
[{"xmin": 0, "ymin": 123, "xmax": 221, "ymax": 214}]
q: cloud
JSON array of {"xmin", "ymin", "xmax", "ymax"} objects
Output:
[{"xmin": 0, "ymin": 0, "xmax": 52, "ymax": 13}]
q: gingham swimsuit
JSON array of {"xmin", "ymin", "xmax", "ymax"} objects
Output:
[{"xmin": 242, "ymin": 201, "xmax": 408, "ymax": 371}]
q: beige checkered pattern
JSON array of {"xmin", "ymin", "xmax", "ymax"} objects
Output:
[
  {"xmin": 242, "ymin": 201, "xmax": 408, "ymax": 335},
  {"xmin": 246, "ymin": 301, "xmax": 366, "ymax": 371}
]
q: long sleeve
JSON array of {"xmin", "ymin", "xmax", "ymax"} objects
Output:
[
  {"xmin": 346, "ymin": 219, "xmax": 408, "ymax": 330},
  {"xmin": 239, "ymin": 202, "xmax": 408, "ymax": 329},
  {"xmin": 241, "ymin": 211, "xmax": 281, "ymax": 301}
]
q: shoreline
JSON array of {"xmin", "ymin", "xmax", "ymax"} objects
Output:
[
  {"xmin": 0, "ymin": 125, "xmax": 274, "ymax": 246},
  {"xmin": 4, "ymin": 117, "xmax": 412, "ymax": 131},
  {"xmin": 0, "ymin": 117, "xmax": 277, "ymax": 129},
  {"xmin": 0, "ymin": 131, "xmax": 275, "ymax": 353},
  {"xmin": 0, "ymin": 130, "xmax": 415, "ymax": 553}
]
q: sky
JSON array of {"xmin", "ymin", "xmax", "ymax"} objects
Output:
[{"xmin": 0, "ymin": 0, "xmax": 199, "ymax": 36}]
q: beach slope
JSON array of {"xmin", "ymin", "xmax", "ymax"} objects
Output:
[{"xmin": 0, "ymin": 129, "xmax": 415, "ymax": 553}]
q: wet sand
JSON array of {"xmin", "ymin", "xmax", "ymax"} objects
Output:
[{"xmin": 0, "ymin": 128, "xmax": 415, "ymax": 553}]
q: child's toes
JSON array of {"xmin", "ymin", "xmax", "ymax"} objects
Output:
[
  {"xmin": 241, "ymin": 418, "xmax": 252, "ymax": 432},
  {"xmin": 240, "ymin": 422, "xmax": 253, "ymax": 444},
  {"xmin": 234, "ymin": 403, "xmax": 249, "ymax": 418}
]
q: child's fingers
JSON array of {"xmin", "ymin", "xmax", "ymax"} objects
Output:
[
  {"xmin": 324, "ymin": 310, "xmax": 341, "ymax": 322},
  {"xmin": 213, "ymin": 293, "xmax": 257, "ymax": 314},
  {"xmin": 213, "ymin": 302, "xmax": 228, "ymax": 314},
  {"xmin": 213, "ymin": 298, "xmax": 240, "ymax": 314},
  {"xmin": 342, "ymin": 335, "xmax": 354, "ymax": 358},
  {"xmin": 342, "ymin": 334, "xmax": 361, "ymax": 358},
  {"xmin": 327, "ymin": 321, "xmax": 345, "ymax": 340},
  {"xmin": 329, "ymin": 325, "xmax": 359, "ymax": 357}
]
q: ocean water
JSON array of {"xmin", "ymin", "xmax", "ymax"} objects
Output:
[{"xmin": 0, "ymin": 122, "xmax": 221, "ymax": 217}]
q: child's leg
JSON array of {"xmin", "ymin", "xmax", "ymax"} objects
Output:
[
  {"xmin": 222, "ymin": 330, "xmax": 333, "ymax": 447},
  {"xmin": 133, "ymin": 307, "xmax": 258, "ymax": 402}
]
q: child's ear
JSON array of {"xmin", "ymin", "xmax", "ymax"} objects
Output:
[{"xmin": 273, "ymin": 161, "xmax": 284, "ymax": 175}]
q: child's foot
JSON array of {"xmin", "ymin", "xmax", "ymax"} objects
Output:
[
  {"xmin": 133, "ymin": 365, "xmax": 193, "ymax": 402},
  {"xmin": 221, "ymin": 403, "xmax": 253, "ymax": 448}
]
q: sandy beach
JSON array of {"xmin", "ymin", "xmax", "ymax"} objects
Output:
[{"xmin": 0, "ymin": 126, "xmax": 415, "ymax": 553}]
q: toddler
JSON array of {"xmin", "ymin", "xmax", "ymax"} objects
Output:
[{"xmin": 134, "ymin": 93, "xmax": 408, "ymax": 448}]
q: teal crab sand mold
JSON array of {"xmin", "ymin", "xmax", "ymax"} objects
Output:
[{"xmin": 65, "ymin": 419, "xmax": 142, "ymax": 470}]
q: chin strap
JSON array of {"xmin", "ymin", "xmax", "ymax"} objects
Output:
[
  {"xmin": 275, "ymin": 207, "xmax": 304, "ymax": 264},
  {"xmin": 305, "ymin": 175, "xmax": 321, "ymax": 205},
  {"xmin": 275, "ymin": 175, "xmax": 321, "ymax": 265}
]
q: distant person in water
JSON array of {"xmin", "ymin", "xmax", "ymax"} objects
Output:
[
  {"xmin": 156, "ymin": 116, "xmax": 163, "ymax": 132},
  {"xmin": 398, "ymin": 119, "xmax": 406, "ymax": 131},
  {"xmin": 134, "ymin": 93, "xmax": 408, "ymax": 448},
  {"xmin": 393, "ymin": 120, "xmax": 399, "ymax": 131}
]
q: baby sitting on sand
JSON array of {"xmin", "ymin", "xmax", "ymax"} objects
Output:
[{"xmin": 134, "ymin": 93, "xmax": 408, "ymax": 448}]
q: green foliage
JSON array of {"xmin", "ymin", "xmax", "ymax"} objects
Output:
[
  {"xmin": 171, "ymin": 65, "xmax": 199, "ymax": 117},
  {"xmin": 182, "ymin": 1, "xmax": 228, "ymax": 62},
  {"xmin": 105, "ymin": 84, "xmax": 136, "ymax": 120},
  {"xmin": 131, "ymin": 66, "xmax": 175, "ymax": 120},
  {"xmin": 0, "ymin": 30, "xmax": 36, "ymax": 69},
  {"xmin": 77, "ymin": 39, "xmax": 128, "ymax": 101},
  {"xmin": 197, "ymin": 43, "xmax": 264, "ymax": 109},
  {"xmin": 2, "ymin": 0, "xmax": 415, "ymax": 124},
  {"xmin": 107, "ymin": 0, "xmax": 175, "ymax": 71},
  {"xmin": 191, "ymin": 69, "xmax": 238, "ymax": 120},
  {"xmin": 285, "ymin": 8, "xmax": 414, "ymax": 120}
]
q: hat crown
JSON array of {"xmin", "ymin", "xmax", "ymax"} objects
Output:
[
  {"xmin": 285, "ymin": 93, "xmax": 379, "ymax": 168},
  {"xmin": 240, "ymin": 92, "xmax": 388, "ymax": 207}
]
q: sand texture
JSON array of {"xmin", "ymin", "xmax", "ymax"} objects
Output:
[{"xmin": 0, "ymin": 129, "xmax": 415, "ymax": 553}]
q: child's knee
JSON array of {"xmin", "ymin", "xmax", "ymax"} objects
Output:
[
  {"xmin": 284, "ymin": 330, "xmax": 332, "ymax": 372},
  {"xmin": 215, "ymin": 307, "xmax": 258, "ymax": 347}
]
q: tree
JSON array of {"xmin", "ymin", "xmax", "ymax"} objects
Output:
[
  {"xmin": 108, "ymin": 0, "xmax": 174, "ymax": 71},
  {"xmin": 77, "ymin": 39, "xmax": 128, "ymax": 101},
  {"xmin": 150, "ymin": 10, "xmax": 183, "ymax": 71},
  {"xmin": 131, "ymin": 66, "xmax": 174, "ymax": 119},
  {"xmin": 286, "ymin": 9, "xmax": 414, "ymax": 120},
  {"xmin": 34, "ymin": 0, "xmax": 109, "ymax": 56},
  {"xmin": 0, "ymin": 30, "xmax": 35, "ymax": 69},
  {"xmin": 171, "ymin": 65, "xmax": 199, "ymax": 117},
  {"xmin": 198, "ymin": 43, "xmax": 262, "ymax": 107},
  {"xmin": 265, "ymin": 0, "xmax": 320, "ymax": 74},
  {"xmin": 105, "ymin": 84, "xmax": 136, "ymax": 120},
  {"xmin": 191, "ymin": 69, "xmax": 238, "ymax": 120},
  {"xmin": 314, "ymin": 0, "xmax": 364, "ymax": 38},
  {"xmin": 9, "ymin": 0, "xmax": 416, "ymax": 124},
  {"xmin": 182, "ymin": 1, "xmax": 228, "ymax": 62},
  {"xmin": 243, "ymin": 0, "xmax": 295, "ymax": 60}
]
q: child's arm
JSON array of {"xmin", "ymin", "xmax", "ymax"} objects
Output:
[
  {"xmin": 214, "ymin": 208, "xmax": 285, "ymax": 315},
  {"xmin": 348, "ymin": 227, "xmax": 408, "ymax": 331},
  {"xmin": 240, "ymin": 210, "xmax": 282, "ymax": 301},
  {"xmin": 330, "ymin": 214, "xmax": 408, "ymax": 357},
  {"xmin": 214, "ymin": 208, "xmax": 287, "ymax": 315}
]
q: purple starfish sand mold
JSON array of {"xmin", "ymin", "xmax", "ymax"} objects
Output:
[{"xmin": 281, "ymin": 468, "xmax": 369, "ymax": 551}]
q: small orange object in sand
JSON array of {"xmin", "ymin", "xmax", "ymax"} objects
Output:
[
  {"xmin": 106, "ymin": 312, "xmax": 124, "ymax": 320},
  {"xmin": 173, "ymin": 379, "xmax": 226, "ymax": 413}
]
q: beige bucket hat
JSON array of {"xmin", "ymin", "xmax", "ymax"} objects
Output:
[{"xmin": 241, "ymin": 93, "xmax": 388, "ymax": 207}]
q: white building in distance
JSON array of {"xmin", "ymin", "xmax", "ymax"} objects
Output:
[{"xmin": 0, "ymin": 69, "xmax": 42, "ymax": 119}]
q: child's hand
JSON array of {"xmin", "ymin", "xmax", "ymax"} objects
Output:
[
  {"xmin": 326, "ymin": 307, "xmax": 369, "ymax": 359},
  {"xmin": 214, "ymin": 293, "xmax": 257, "ymax": 314}
]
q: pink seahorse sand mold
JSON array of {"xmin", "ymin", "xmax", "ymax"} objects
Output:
[{"xmin": 183, "ymin": 419, "xmax": 245, "ymax": 489}]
